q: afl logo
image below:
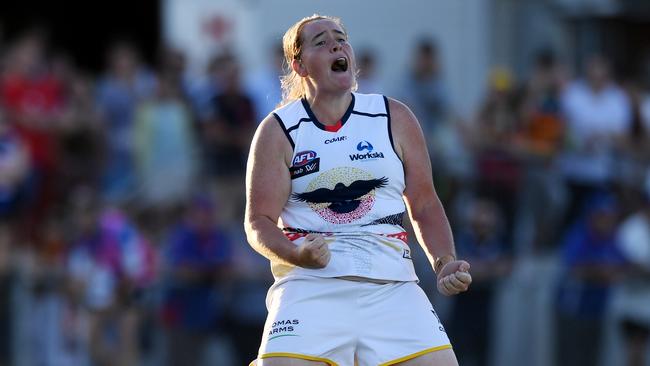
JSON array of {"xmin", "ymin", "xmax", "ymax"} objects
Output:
[
  {"xmin": 356, "ymin": 141, "xmax": 373, "ymax": 152},
  {"xmin": 292, "ymin": 150, "xmax": 317, "ymax": 167}
]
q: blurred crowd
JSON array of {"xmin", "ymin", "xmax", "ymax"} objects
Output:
[{"xmin": 0, "ymin": 27, "xmax": 649, "ymax": 366}]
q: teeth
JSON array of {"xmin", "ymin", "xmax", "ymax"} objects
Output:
[{"xmin": 332, "ymin": 57, "xmax": 348, "ymax": 72}]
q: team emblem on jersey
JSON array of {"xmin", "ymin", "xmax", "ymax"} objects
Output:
[
  {"xmin": 292, "ymin": 167, "xmax": 388, "ymax": 224},
  {"xmin": 290, "ymin": 150, "xmax": 320, "ymax": 179}
]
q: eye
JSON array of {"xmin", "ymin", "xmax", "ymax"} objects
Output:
[
  {"xmin": 315, "ymin": 40, "xmax": 325, "ymax": 46},
  {"xmin": 337, "ymin": 38, "xmax": 347, "ymax": 43}
]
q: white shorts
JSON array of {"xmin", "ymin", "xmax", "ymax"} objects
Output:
[{"xmin": 254, "ymin": 276, "xmax": 451, "ymax": 366}]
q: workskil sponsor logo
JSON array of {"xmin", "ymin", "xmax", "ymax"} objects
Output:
[
  {"xmin": 357, "ymin": 140, "xmax": 373, "ymax": 151},
  {"xmin": 350, "ymin": 151, "xmax": 385, "ymax": 161},
  {"xmin": 291, "ymin": 150, "xmax": 320, "ymax": 179},
  {"xmin": 350, "ymin": 140, "xmax": 384, "ymax": 161}
]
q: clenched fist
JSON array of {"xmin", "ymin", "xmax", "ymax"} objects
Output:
[
  {"xmin": 295, "ymin": 234, "xmax": 332, "ymax": 269},
  {"xmin": 437, "ymin": 260, "xmax": 472, "ymax": 296}
]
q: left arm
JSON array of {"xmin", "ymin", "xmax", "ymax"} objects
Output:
[{"xmin": 389, "ymin": 97, "xmax": 471, "ymax": 296}]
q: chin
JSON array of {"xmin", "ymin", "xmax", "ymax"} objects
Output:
[{"xmin": 332, "ymin": 75, "xmax": 355, "ymax": 89}]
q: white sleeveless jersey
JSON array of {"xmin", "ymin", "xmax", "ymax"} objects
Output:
[{"xmin": 271, "ymin": 93, "xmax": 418, "ymax": 282}]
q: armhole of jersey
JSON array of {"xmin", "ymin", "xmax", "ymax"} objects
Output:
[
  {"xmin": 383, "ymin": 95, "xmax": 402, "ymax": 162},
  {"xmin": 273, "ymin": 112, "xmax": 295, "ymax": 151}
]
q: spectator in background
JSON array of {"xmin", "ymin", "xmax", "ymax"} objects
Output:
[
  {"xmin": 0, "ymin": 29, "xmax": 63, "ymax": 144},
  {"xmin": 157, "ymin": 47, "xmax": 193, "ymax": 103},
  {"xmin": 519, "ymin": 49, "xmax": 566, "ymax": 160},
  {"xmin": 472, "ymin": 67, "xmax": 522, "ymax": 242},
  {"xmin": 555, "ymin": 192, "xmax": 627, "ymax": 366},
  {"xmin": 96, "ymin": 41, "xmax": 156, "ymax": 204},
  {"xmin": 0, "ymin": 30, "xmax": 65, "ymax": 235},
  {"xmin": 187, "ymin": 54, "xmax": 224, "ymax": 124},
  {"xmin": 133, "ymin": 74, "xmax": 199, "ymax": 238},
  {"xmin": 355, "ymin": 48, "xmax": 382, "ymax": 94},
  {"xmin": 159, "ymin": 195, "xmax": 233, "ymax": 366},
  {"xmin": 559, "ymin": 54, "xmax": 632, "ymax": 230},
  {"xmin": 515, "ymin": 49, "xmax": 567, "ymax": 254},
  {"xmin": 449, "ymin": 197, "xmax": 512, "ymax": 366},
  {"xmin": 28, "ymin": 213, "xmax": 85, "ymax": 366},
  {"xmin": 201, "ymin": 52, "xmax": 255, "ymax": 223},
  {"xmin": 475, "ymin": 67, "xmax": 521, "ymax": 148},
  {"xmin": 612, "ymin": 181, "xmax": 650, "ymax": 366},
  {"xmin": 400, "ymin": 38, "xmax": 470, "ymax": 205},
  {"xmin": 616, "ymin": 77, "xmax": 650, "ymax": 218},
  {"xmin": 223, "ymin": 218, "xmax": 274, "ymax": 365},
  {"xmin": 58, "ymin": 73, "xmax": 106, "ymax": 190},
  {"xmin": 157, "ymin": 46, "xmax": 215, "ymax": 127},
  {"xmin": 66, "ymin": 188, "xmax": 156, "ymax": 366},
  {"xmin": 0, "ymin": 115, "xmax": 32, "ymax": 220},
  {"xmin": 401, "ymin": 38, "xmax": 450, "ymax": 142},
  {"xmin": 245, "ymin": 42, "xmax": 284, "ymax": 122}
]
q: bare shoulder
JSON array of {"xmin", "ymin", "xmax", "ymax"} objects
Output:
[
  {"xmin": 246, "ymin": 113, "xmax": 294, "ymax": 220},
  {"xmin": 386, "ymin": 97, "xmax": 426, "ymax": 160},
  {"xmin": 251, "ymin": 113, "xmax": 293, "ymax": 167}
]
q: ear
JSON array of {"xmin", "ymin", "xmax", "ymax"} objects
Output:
[{"xmin": 292, "ymin": 59, "xmax": 308, "ymax": 77}]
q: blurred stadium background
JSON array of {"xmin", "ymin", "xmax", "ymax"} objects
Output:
[{"xmin": 1, "ymin": 0, "xmax": 650, "ymax": 365}]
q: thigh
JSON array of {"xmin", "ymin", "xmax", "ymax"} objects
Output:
[
  {"xmin": 393, "ymin": 348, "xmax": 458, "ymax": 366},
  {"xmin": 258, "ymin": 278, "xmax": 356, "ymax": 365}
]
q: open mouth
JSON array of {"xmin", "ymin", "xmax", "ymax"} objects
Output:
[{"xmin": 331, "ymin": 57, "xmax": 348, "ymax": 72}]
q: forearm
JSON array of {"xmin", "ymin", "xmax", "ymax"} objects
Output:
[
  {"xmin": 409, "ymin": 197, "xmax": 456, "ymax": 273},
  {"xmin": 245, "ymin": 215, "xmax": 299, "ymax": 266}
]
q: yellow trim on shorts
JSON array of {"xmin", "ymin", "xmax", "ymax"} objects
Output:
[
  {"xmin": 259, "ymin": 352, "xmax": 339, "ymax": 365},
  {"xmin": 379, "ymin": 344, "xmax": 453, "ymax": 365}
]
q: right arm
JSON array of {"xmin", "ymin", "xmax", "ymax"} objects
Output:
[{"xmin": 244, "ymin": 114, "xmax": 330, "ymax": 268}]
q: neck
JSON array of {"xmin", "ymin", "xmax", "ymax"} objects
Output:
[{"xmin": 304, "ymin": 89, "xmax": 352, "ymax": 125}]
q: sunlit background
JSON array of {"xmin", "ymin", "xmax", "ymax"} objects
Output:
[{"xmin": 1, "ymin": 0, "xmax": 650, "ymax": 365}]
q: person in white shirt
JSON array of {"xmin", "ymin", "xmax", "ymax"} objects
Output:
[
  {"xmin": 244, "ymin": 14, "xmax": 471, "ymax": 366},
  {"xmin": 560, "ymin": 54, "xmax": 632, "ymax": 229}
]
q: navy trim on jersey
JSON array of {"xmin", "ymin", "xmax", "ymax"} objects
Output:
[
  {"xmin": 351, "ymin": 110, "xmax": 388, "ymax": 118},
  {"xmin": 301, "ymin": 93, "xmax": 356, "ymax": 132},
  {"xmin": 383, "ymin": 95, "xmax": 401, "ymax": 162},
  {"xmin": 360, "ymin": 212, "xmax": 406, "ymax": 227},
  {"xmin": 273, "ymin": 113, "xmax": 295, "ymax": 150},
  {"xmin": 285, "ymin": 117, "xmax": 314, "ymax": 134},
  {"xmin": 282, "ymin": 227, "xmax": 326, "ymax": 234}
]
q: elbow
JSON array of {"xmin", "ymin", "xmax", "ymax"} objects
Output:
[
  {"xmin": 244, "ymin": 215, "xmax": 258, "ymax": 243},
  {"xmin": 244, "ymin": 214, "xmax": 269, "ymax": 247},
  {"xmin": 409, "ymin": 198, "xmax": 443, "ymax": 223}
]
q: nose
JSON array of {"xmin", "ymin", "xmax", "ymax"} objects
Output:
[{"xmin": 331, "ymin": 39, "xmax": 341, "ymax": 53}]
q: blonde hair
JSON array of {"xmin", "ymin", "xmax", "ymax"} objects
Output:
[{"xmin": 279, "ymin": 14, "xmax": 354, "ymax": 107}]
